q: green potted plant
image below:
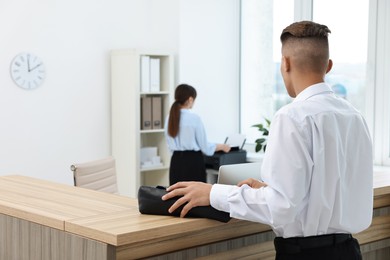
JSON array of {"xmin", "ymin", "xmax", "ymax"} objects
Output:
[{"xmin": 252, "ymin": 118, "xmax": 271, "ymax": 153}]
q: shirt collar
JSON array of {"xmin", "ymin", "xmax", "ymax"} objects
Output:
[{"xmin": 293, "ymin": 83, "xmax": 334, "ymax": 102}]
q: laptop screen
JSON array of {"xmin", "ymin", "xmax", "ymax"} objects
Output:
[{"xmin": 217, "ymin": 162, "xmax": 262, "ymax": 185}]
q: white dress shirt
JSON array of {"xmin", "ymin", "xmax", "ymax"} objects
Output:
[{"xmin": 211, "ymin": 83, "xmax": 373, "ymax": 238}]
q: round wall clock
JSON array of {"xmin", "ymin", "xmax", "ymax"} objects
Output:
[{"xmin": 10, "ymin": 52, "xmax": 46, "ymax": 90}]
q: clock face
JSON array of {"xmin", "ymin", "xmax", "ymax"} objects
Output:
[{"xmin": 10, "ymin": 52, "xmax": 46, "ymax": 90}]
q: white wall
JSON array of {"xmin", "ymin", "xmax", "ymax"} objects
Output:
[
  {"xmin": 0, "ymin": 0, "xmax": 180, "ymax": 185},
  {"xmin": 179, "ymin": 0, "xmax": 240, "ymax": 143},
  {"xmin": 0, "ymin": 0, "xmax": 239, "ymax": 186}
]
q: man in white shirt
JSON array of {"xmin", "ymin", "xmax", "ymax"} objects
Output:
[{"xmin": 162, "ymin": 21, "xmax": 373, "ymax": 260}]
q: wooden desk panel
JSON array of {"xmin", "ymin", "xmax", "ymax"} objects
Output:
[
  {"xmin": 66, "ymin": 211, "xmax": 269, "ymax": 257},
  {"xmin": 0, "ymin": 171, "xmax": 389, "ymax": 259}
]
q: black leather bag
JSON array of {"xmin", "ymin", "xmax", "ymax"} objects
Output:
[{"xmin": 137, "ymin": 185, "xmax": 231, "ymax": 223}]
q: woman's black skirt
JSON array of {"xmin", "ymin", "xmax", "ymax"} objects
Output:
[{"xmin": 169, "ymin": 150, "xmax": 207, "ymax": 185}]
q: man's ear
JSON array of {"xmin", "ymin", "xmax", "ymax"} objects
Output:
[
  {"xmin": 282, "ymin": 56, "xmax": 290, "ymax": 72},
  {"xmin": 326, "ymin": 59, "xmax": 333, "ymax": 74}
]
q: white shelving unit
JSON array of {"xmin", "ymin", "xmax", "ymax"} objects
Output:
[{"xmin": 111, "ymin": 49, "xmax": 174, "ymax": 197}]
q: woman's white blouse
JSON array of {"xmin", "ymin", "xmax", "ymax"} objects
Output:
[{"xmin": 165, "ymin": 109, "xmax": 216, "ymax": 156}]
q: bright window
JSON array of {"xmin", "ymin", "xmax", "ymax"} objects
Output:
[
  {"xmin": 240, "ymin": 0, "xmax": 294, "ymax": 145},
  {"xmin": 313, "ymin": 0, "xmax": 369, "ymax": 116},
  {"xmin": 240, "ymin": 0, "xmax": 390, "ymax": 166}
]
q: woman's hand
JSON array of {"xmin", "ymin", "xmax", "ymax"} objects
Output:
[
  {"xmin": 238, "ymin": 178, "xmax": 267, "ymax": 189},
  {"xmin": 162, "ymin": 182, "xmax": 212, "ymax": 218},
  {"xmin": 216, "ymin": 144, "xmax": 231, "ymax": 153}
]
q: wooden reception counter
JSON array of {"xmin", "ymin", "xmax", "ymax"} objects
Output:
[{"xmin": 1, "ymin": 172, "xmax": 390, "ymax": 260}]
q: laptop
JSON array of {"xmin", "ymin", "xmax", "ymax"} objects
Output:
[{"xmin": 217, "ymin": 162, "xmax": 262, "ymax": 185}]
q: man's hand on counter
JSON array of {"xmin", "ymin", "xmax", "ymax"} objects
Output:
[
  {"xmin": 162, "ymin": 182, "xmax": 212, "ymax": 218},
  {"xmin": 238, "ymin": 178, "xmax": 267, "ymax": 189}
]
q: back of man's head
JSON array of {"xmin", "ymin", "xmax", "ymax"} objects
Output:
[{"xmin": 280, "ymin": 21, "xmax": 331, "ymax": 74}]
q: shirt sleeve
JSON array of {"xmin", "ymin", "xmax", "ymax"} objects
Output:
[
  {"xmin": 193, "ymin": 115, "xmax": 216, "ymax": 155},
  {"xmin": 210, "ymin": 184, "xmax": 236, "ymax": 212},
  {"xmin": 210, "ymin": 113, "xmax": 314, "ymax": 228}
]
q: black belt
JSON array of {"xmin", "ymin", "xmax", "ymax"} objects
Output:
[
  {"xmin": 274, "ymin": 234, "xmax": 352, "ymax": 254},
  {"xmin": 173, "ymin": 150, "xmax": 201, "ymax": 154}
]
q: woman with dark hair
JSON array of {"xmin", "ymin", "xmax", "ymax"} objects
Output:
[{"xmin": 165, "ymin": 84, "xmax": 230, "ymax": 185}]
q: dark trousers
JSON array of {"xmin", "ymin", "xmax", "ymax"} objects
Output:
[
  {"xmin": 274, "ymin": 234, "xmax": 362, "ymax": 260},
  {"xmin": 169, "ymin": 151, "xmax": 206, "ymax": 185}
]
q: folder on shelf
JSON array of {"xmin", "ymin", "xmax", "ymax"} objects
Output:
[
  {"xmin": 152, "ymin": 96, "xmax": 162, "ymax": 129},
  {"xmin": 150, "ymin": 58, "xmax": 160, "ymax": 92},
  {"xmin": 141, "ymin": 96, "xmax": 152, "ymax": 130},
  {"xmin": 141, "ymin": 56, "xmax": 150, "ymax": 92}
]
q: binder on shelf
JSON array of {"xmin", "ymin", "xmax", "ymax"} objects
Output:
[
  {"xmin": 150, "ymin": 58, "xmax": 160, "ymax": 92},
  {"xmin": 141, "ymin": 96, "xmax": 152, "ymax": 130},
  {"xmin": 152, "ymin": 96, "xmax": 162, "ymax": 129},
  {"xmin": 140, "ymin": 56, "xmax": 150, "ymax": 92}
]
